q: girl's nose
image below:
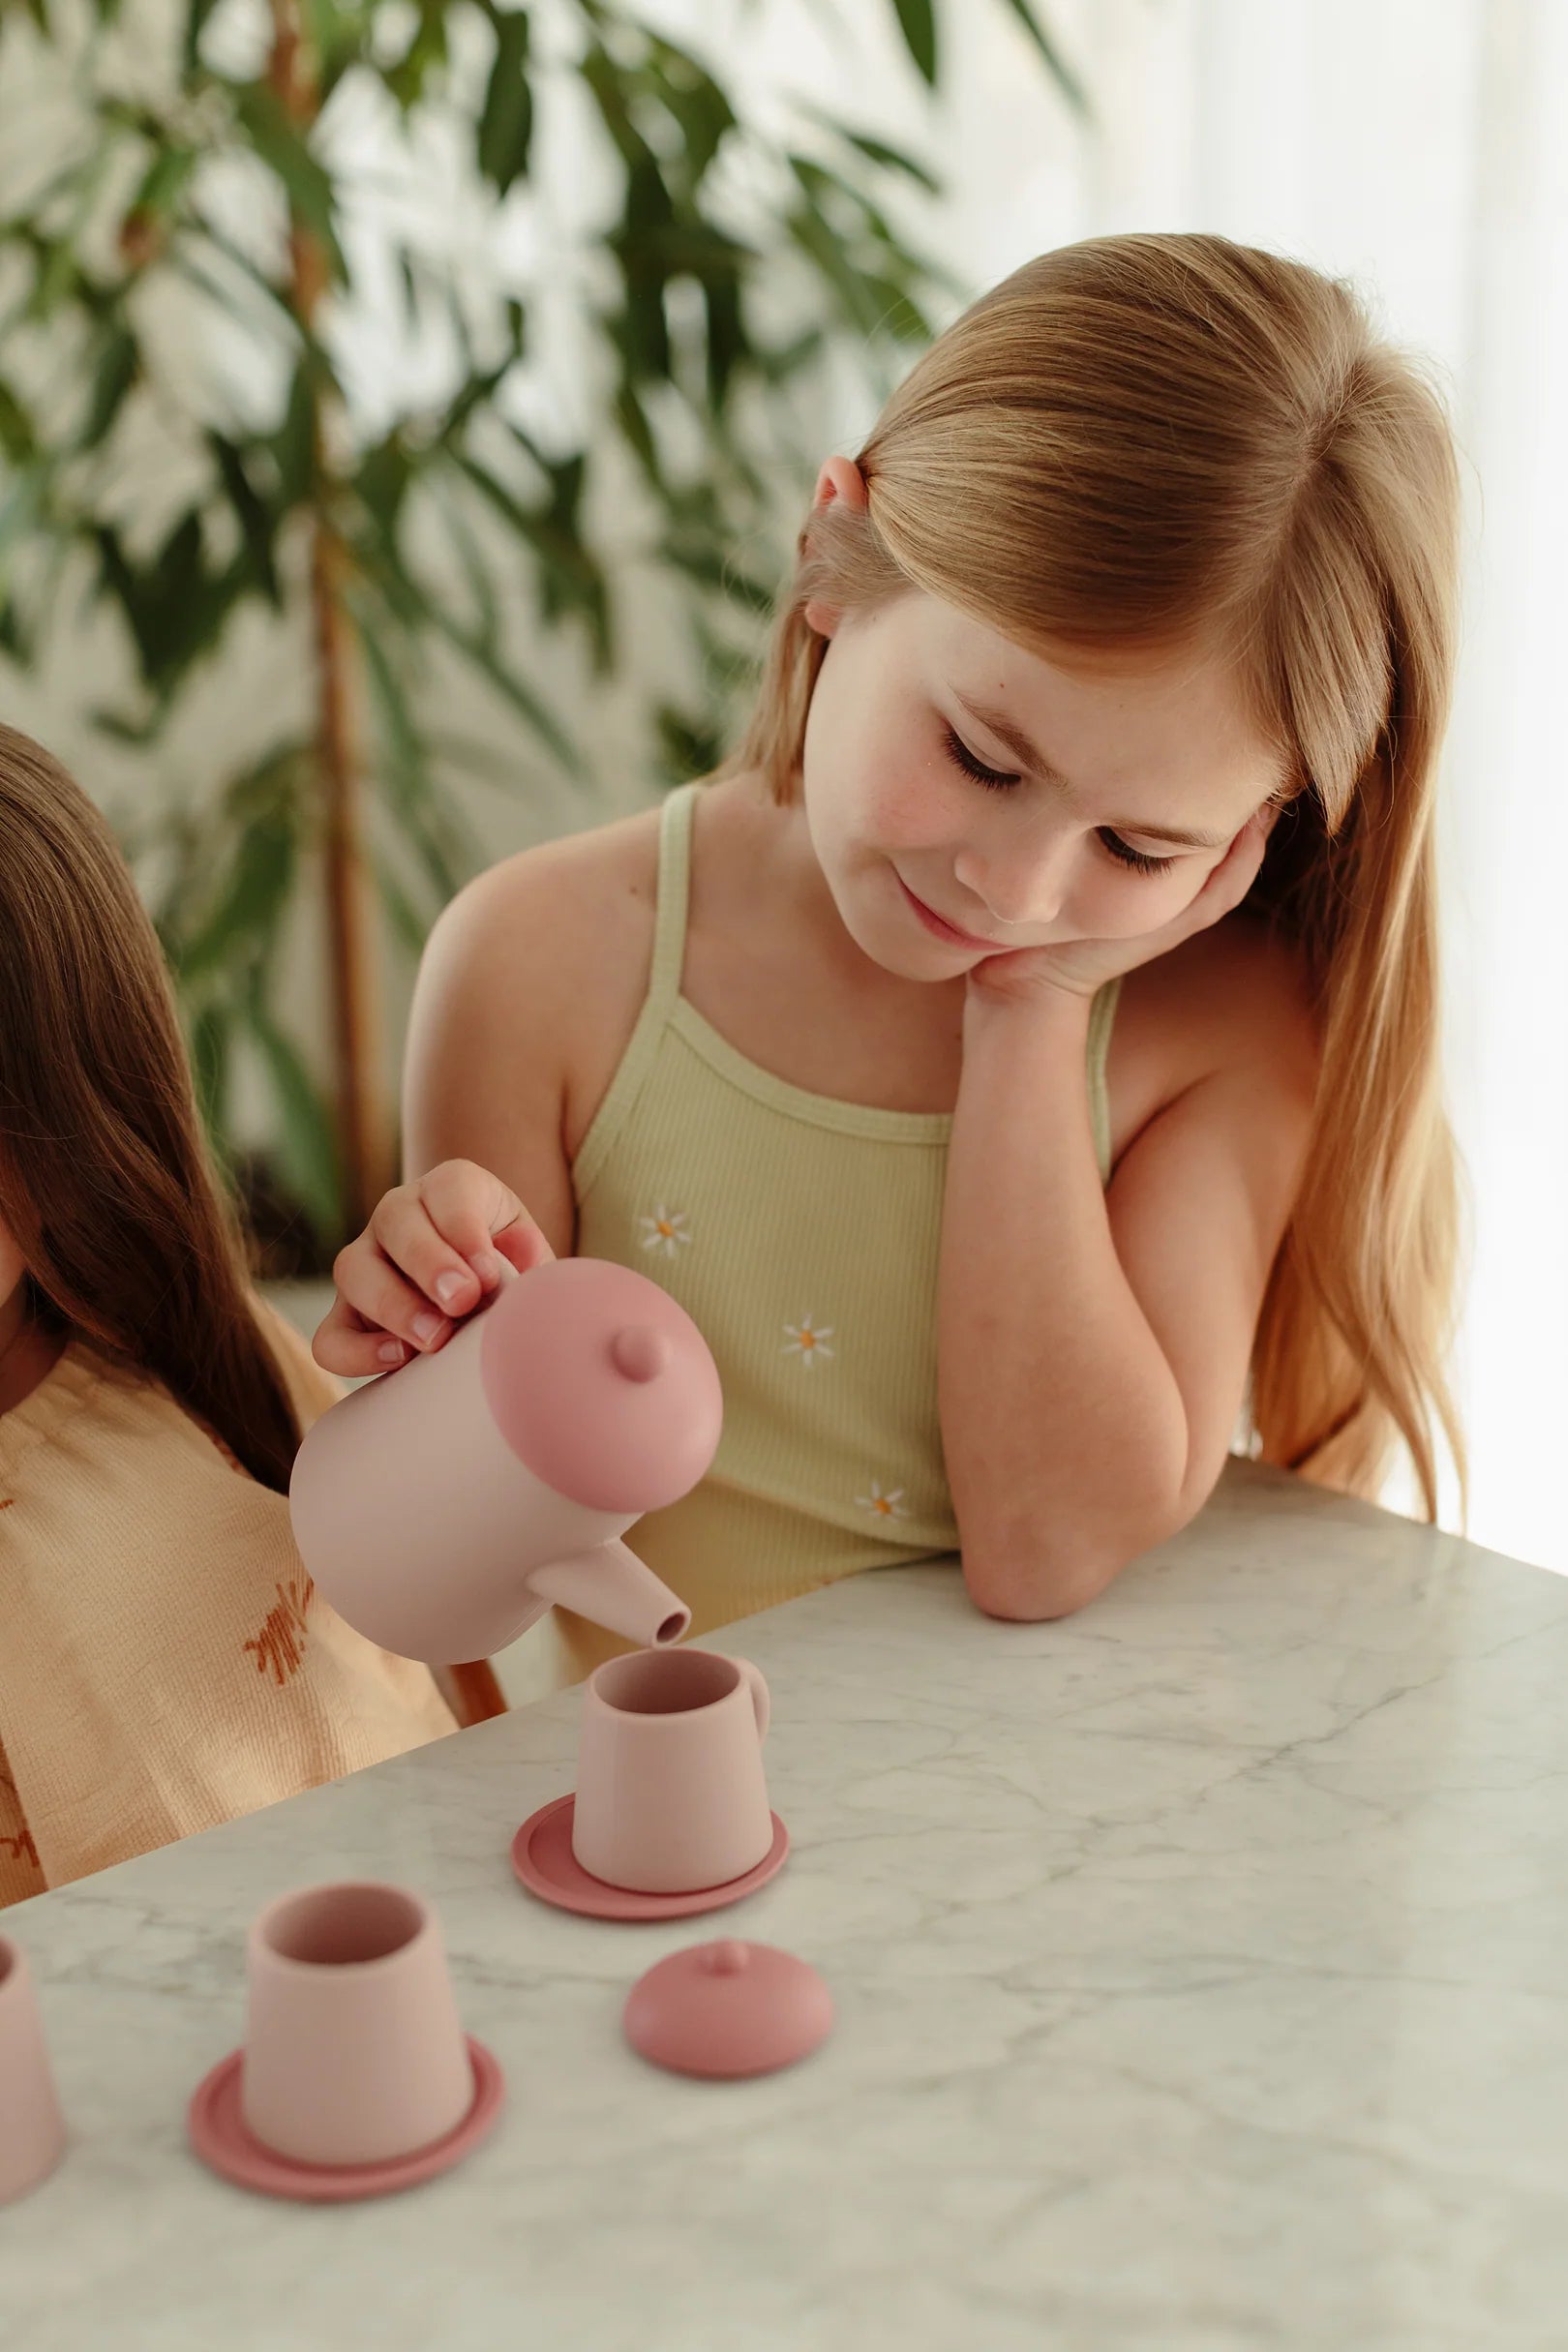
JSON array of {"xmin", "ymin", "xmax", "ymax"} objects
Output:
[{"xmin": 953, "ymin": 829, "xmax": 1073, "ymax": 932}]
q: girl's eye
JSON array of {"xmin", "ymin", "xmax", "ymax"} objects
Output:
[
  {"xmin": 943, "ymin": 724, "xmax": 1177, "ymax": 877},
  {"xmin": 943, "ymin": 725, "xmax": 1017, "ymax": 792},
  {"xmin": 1098, "ymin": 830, "xmax": 1175, "ymax": 877}
]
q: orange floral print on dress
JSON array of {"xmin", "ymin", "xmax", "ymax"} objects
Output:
[
  {"xmin": 0, "ymin": 1768, "xmax": 39, "ymax": 1873},
  {"xmin": 243, "ymin": 1576, "xmax": 316, "ymax": 1687}
]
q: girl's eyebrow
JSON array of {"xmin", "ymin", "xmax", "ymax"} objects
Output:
[{"xmin": 950, "ymin": 689, "xmax": 1233, "ymax": 850}]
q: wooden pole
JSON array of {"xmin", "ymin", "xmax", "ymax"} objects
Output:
[{"xmin": 269, "ymin": 0, "xmax": 392, "ymax": 1235}]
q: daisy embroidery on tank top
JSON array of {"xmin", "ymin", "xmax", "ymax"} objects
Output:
[
  {"xmin": 639, "ymin": 1204, "xmax": 692, "ymax": 1260},
  {"xmin": 782, "ymin": 1315, "xmax": 834, "ymax": 1367},
  {"xmin": 858, "ymin": 1479, "xmax": 910, "ymax": 1521}
]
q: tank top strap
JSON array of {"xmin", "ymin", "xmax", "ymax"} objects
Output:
[
  {"xmin": 570, "ymin": 780, "xmax": 701, "ymax": 1201},
  {"xmin": 645, "ymin": 779, "xmax": 701, "ymax": 1015}
]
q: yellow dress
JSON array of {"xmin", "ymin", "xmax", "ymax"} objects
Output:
[{"xmin": 0, "ymin": 1303, "xmax": 456, "ymax": 1907}]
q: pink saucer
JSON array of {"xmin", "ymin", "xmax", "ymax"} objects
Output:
[
  {"xmin": 187, "ymin": 2036, "xmax": 503, "ymax": 2203},
  {"xmin": 511, "ymin": 1794, "xmax": 789, "ymax": 1919}
]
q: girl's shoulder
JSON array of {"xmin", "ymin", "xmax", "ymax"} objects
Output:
[
  {"xmin": 431, "ymin": 798, "xmax": 662, "ymax": 1037},
  {"xmin": 420, "ymin": 797, "xmax": 675, "ymax": 1163},
  {"xmin": 1107, "ymin": 912, "xmax": 1320, "ymax": 1164}
]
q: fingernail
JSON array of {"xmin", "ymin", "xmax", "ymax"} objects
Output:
[
  {"xmin": 474, "ymin": 1250, "xmax": 508, "ymax": 1285},
  {"xmin": 411, "ymin": 1312, "xmax": 443, "ymax": 1345},
  {"xmin": 435, "ymin": 1272, "xmax": 469, "ymax": 1310},
  {"xmin": 378, "ymin": 1340, "xmax": 407, "ymax": 1365}
]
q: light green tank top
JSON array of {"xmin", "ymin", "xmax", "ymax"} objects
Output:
[{"xmin": 534, "ymin": 779, "xmax": 1121, "ymax": 1688}]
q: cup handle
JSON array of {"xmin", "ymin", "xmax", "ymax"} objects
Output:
[{"xmin": 739, "ymin": 1658, "xmax": 769, "ymax": 1744}]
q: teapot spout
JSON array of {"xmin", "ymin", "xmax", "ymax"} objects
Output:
[{"xmin": 525, "ymin": 1539, "xmax": 691, "ymax": 1649}]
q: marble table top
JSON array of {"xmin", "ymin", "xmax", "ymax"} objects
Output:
[{"xmin": 4, "ymin": 1458, "xmax": 1568, "ymax": 2352}]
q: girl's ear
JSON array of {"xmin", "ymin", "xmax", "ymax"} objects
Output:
[
  {"xmin": 802, "ymin": 456, "xmax": 869, "ymax": 639},
  {"xmin": 812, "ymin": 454, "xmax": 868, "ymax": 515}
]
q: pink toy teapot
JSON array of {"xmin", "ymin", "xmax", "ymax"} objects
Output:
[{"xmin": 288, "ymin": 1258, "xmax": 721, "ymax": 1663}]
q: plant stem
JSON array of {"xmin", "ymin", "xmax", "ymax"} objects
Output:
[{"xmin": 270, "ymin": 0, "xmax": 391, "ymax": 1234}]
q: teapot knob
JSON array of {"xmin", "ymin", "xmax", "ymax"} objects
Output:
[
  {"xmin": 610, "ymin": 1325, "xmax": 670, "ymax": 1383},
  {"xmin": 701, "ymin": 1940, "xmax": 751, "ymax": 1977}
]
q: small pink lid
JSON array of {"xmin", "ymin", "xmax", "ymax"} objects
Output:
[
  {"xmin": 623, "ymin": 1940, "xmax": 833, "ymax": 2079},
  {"xmin": 479, "ymin": 1258, "xmax": 722, "ymax": 1514}
]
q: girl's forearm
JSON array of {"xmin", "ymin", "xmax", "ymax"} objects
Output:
[{"xmin": 937, "ymin": 987, "xmax": 1191, "ymax": 1618}]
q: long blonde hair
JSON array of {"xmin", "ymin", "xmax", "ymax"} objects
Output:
[{"xmin": 725, "ymin": 232, "xmax": 1466, "ymax": 1524}]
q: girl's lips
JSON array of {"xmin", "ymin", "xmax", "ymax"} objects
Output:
[{"xmin": 895, "ymin": 871, "xmax": 999, "ymax": 951}]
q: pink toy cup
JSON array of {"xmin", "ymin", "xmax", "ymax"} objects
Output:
[
  {"xmin": 572, "ymin": 1649, "xmax": 774, "ymax": 1894},
  {"xmin": 237, "ymin": 1884, "xmax": 475, "ymax": 2168},
  {"xmin": 0, "ymin": 1937, "xmax": 67, "ymax": 2206}
]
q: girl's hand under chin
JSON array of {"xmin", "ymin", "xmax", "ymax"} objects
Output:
[{"xmin": 964, "ymin": 808, "xmax": 1277, "ymax": 1011}]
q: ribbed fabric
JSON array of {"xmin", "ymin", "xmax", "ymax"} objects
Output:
[
  {"xmin": 524, "ymin": 779, "xmax": 1121, "ymax": 1692},
  {"xmin": 0, "ymin": 1302, "xmax": 456, "ymax": 1908}
]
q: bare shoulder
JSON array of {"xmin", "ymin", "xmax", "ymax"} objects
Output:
[
  {"xmin": 414, "ymin": 801, "xmax": 663, "ymax": 1157},
  {"xmin": 426, "ymin": 803, "xmax": 659, "ymax": 1018},
  {"xmin": 1108, "ymin": 912, "xmax": 1321, "ymax": 1159}
]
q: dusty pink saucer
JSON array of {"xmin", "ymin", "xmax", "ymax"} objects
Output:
[
  {"xmin": 187, "ymin": 2035, "xmax": 504, "ymax": 2203},
  {"xmin": 511, "ymin": 1794, "xmax": 789, "ymax": 1920}
]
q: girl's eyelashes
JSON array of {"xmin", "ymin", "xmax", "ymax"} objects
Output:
[
  {"xmin": 943, "ymin": 723, "xmax": 1019, "ymax": 793},
  {"xmin": 1098, "ymin": 831, "xmax": 1175, "ymax": 877},
  {"xmin": 940, "ymin": 724, "xmax": 1177, "ymax": 877}
]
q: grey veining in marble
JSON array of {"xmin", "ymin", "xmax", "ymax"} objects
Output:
[{"xmin": 4, "ymin": 1458, "xmax": 1568, "ymax": 2352}]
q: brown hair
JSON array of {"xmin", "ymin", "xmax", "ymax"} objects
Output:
[
  {"xmin": 724, "ymin": 231, "xmax": 1466, "ymax": 1524},
  {"xmin": 0, "ymin": 724, "xmax": 302, "ymax": 1492}
]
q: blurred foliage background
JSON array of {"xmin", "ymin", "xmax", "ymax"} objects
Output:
[{"xmin": 0, "ymin": 0, "xmax": 1082, "ymax": 1265}]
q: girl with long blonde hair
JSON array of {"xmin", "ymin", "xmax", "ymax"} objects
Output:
[{"xmin": 319, "ymin": 231, "xmax": 1465, "ymax": 1687}]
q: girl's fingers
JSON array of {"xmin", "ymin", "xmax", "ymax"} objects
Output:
[
  {"xmin": 493, "ymin": 1218, "xmax": 555, "ymax": 1275},
  {"xmin": 312, "ymin": 1290, "xmax": 418, "ymax": 1379},
  {"xmin": 411, "ymin": 1159, "xmax": 546, "ymax": 1299},
  {"xmin": 330, "ymin": 1225, "xmax": 459, "ymax": 1356}
]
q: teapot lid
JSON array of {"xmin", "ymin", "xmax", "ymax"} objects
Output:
[
  {"xmin": 623, "ymin": 1940, "xmax": 833, "ymax": 2078},
  {"xmin": 479, "ymin": 1258, "xmax": 722, "ymax": 1514}
]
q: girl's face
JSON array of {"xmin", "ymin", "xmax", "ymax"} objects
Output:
[{"xmin": 799, "ymin": 590, "xmax": 1286, "ymax": 980}]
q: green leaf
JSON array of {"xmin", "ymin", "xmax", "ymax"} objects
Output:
[
  {"xmin": 424, "ymin": 595, "xmax": 578, "ymax": 770},
  {"xmin": 173, "ymin": 801, "xmax": 298, "ymax": 985},
  {"xmin": 75, "ymin": 326, "xmax": 137, "ymax": 453},
  {"xmin": 378, "ymin": 0, "xmax": 449, "ymax": 110},
  {"xmin": 643, "ymin": 38, "xmax": 738, "ymax": 187},
  {"xmin": 997, "ymin": 0, "xmax": 1092, "ymax": 118},
  {"xmin": 92, "ymin": 511, "xmax": 244, "ymax": 699},
  {"xmin": 270, "ymin": 362, "xmax": 317, "ymax": 508},
  {"xmin": 0, "ymin": 385, "xmax": 37, "ymax": 467},
  {"xmin": 127, "ymin": 143, "xmax": 198, "ymax": 226},
  {"xmin": 372, "ymin": 851, "xmax": 431, "ymax": 957},
  {"xmin": 232, "ymin": 83, "xmax": 347, "ymax": 282},
  {"xmin": 182, "ymin": 0, "xmax": 226, "ymax": 75},
  {"xmin": 476, "ymin": 9, "xmax": 532, "ymax": 197},
  {"xmin": 796, "ymin": 103, "xmax": 942, "ymax": 195},
  {"xmin": 890, "ymin": 0, "xmax": 937, "ymax": 84},
  {"xmin": 208, "ymin": 433, "xmax": 282, "ymax": 604},
  {"xmin": 243, "ymin": 996, "xmax": 342, "ymax": 1236}
]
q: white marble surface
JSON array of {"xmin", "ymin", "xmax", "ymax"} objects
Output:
[{"xmin": 5, "ymin": 1459, "xmax": 1568, "ymax": 2351}]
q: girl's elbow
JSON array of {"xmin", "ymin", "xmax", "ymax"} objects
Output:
[{"xmin": 961, "ymin": 1550, "xmax": 1119, "ymax": 1624}]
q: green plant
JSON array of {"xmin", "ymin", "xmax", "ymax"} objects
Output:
[{"xmin": 0, "ymin": 0, "xmax": 1084, "ymax": 1257}]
